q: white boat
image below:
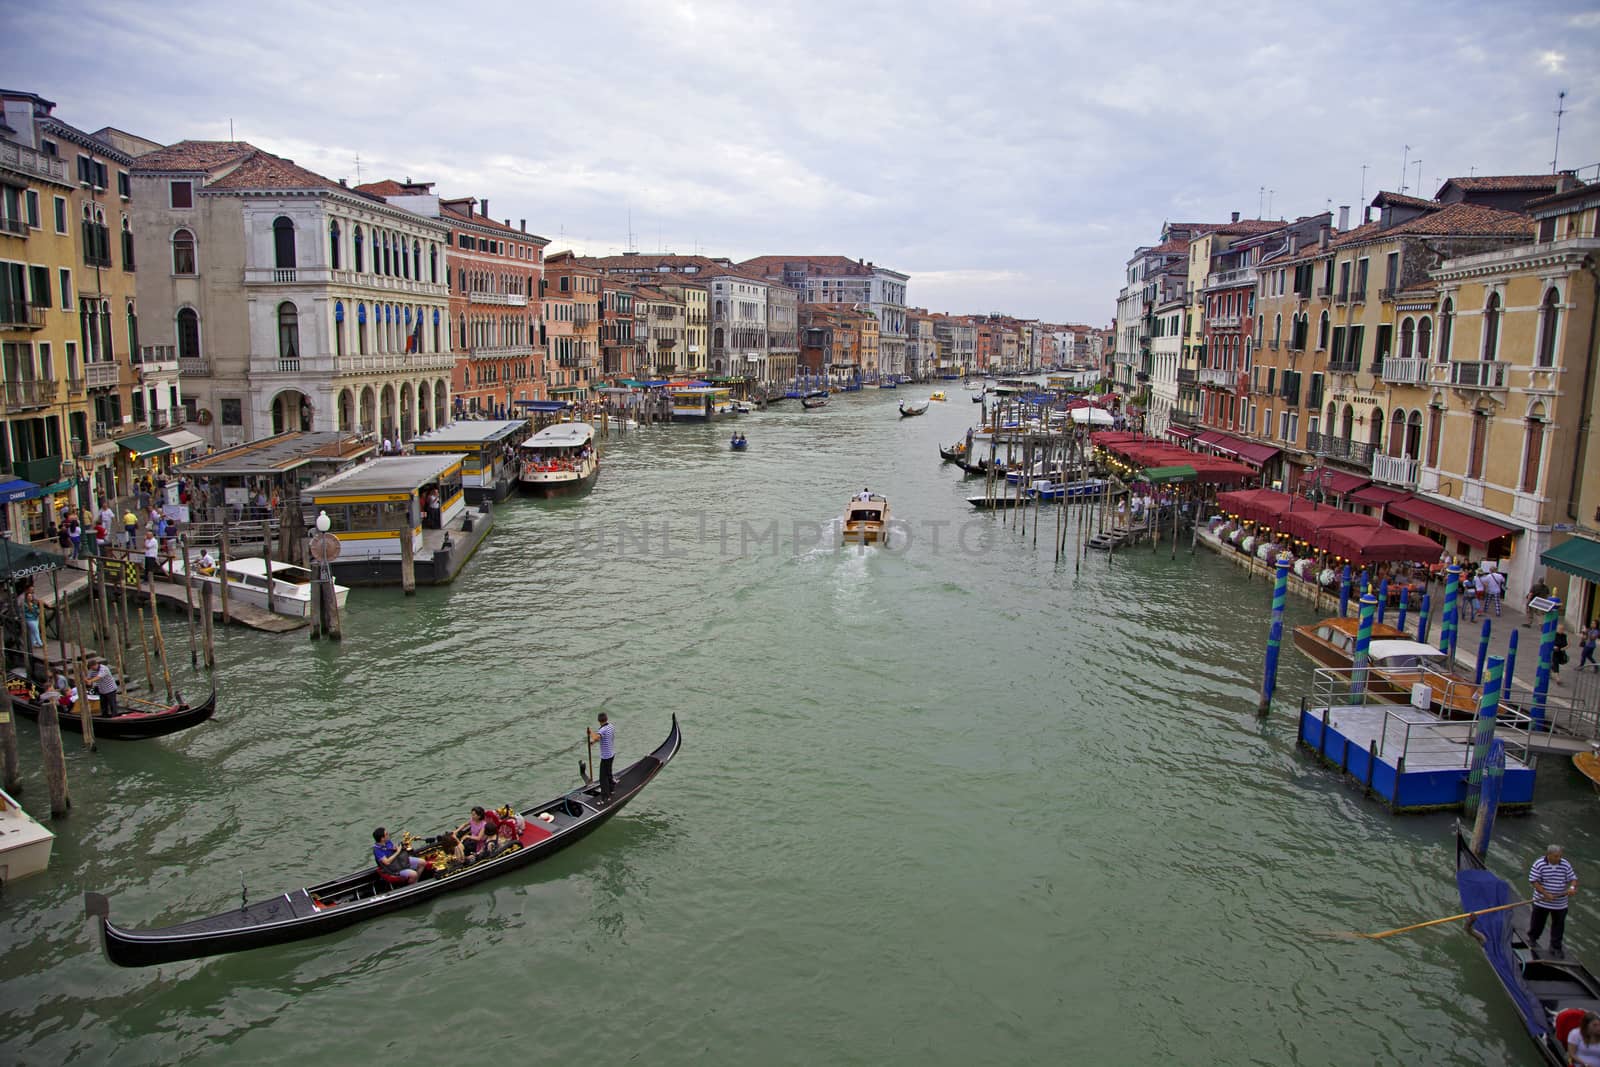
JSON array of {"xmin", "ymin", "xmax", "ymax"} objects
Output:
[
  {"xmin": 170, "ymin": 556, "xmax": 351, "ymax": 619},
  {"xmin": 842, "ymin": 493, "xmax": 891, "ymax": 545},
  {"xmin": 518, "ymin": 422, "xmax": 599, "ymax": 496},
  {"xmin": 0, "ymin": 786, "xmax": 54, "ymax": 883},
  {"xmin": 731, "ymin": 400, "xmax": 754, "ymax": 414}
]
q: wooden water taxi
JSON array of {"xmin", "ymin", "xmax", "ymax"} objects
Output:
[
  {"xmin": 1576, "ymin": 749, "xmax": 1600, "ymax": 793},
  {"xmin": 0, "ymin": 786, "xmax": 53, "ymax": 883},
  {"xmin": 1292, "ymin": 617, "xmax": 1480, "ymax": 714},
  {"xmin": 518, "ymin": 423, "xmax": 598, "ymax": 496},
  {"xmin": 170, "ymin": 556, "xmax": 350, "ymax": 620},
  {"xmin": 842, "ymin": 493, "xmax": 890, "ymax": 545}
]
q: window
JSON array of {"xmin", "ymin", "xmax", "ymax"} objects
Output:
[
  {"xmin": 1398, "ymin": 318, "xmax": 1414, "ymax": 359},
  {"xmin": 1317, "ymin": 311, "xmax": 1329, "ymax": 350},
  {"xmin": 177, "ymin": 307, "xmax": 200, "ymax": 360},
  {"xmin": 354, "ymin": 226, "xmax": 364, "ymax": 272},
  {"xmin": 272, "ymin": 216, "xmax": 296, "ymax": 270},
  {"xmin": 1355, "ymin": 258, "xmax": 1369, "ymax": 298},
  {"xmin": 118, "ymin": 171, "xmax": 130, "ymax": 199},
  {"xmin": 81, "ymin": 213, "xmax": 111, "ymax": 266},
  {"xmin": 1348, "ymin": 325, "xmax": 1364, "ymax": 366},
  {"xmin": 126, "ymin": 302, "xmax": 138, "ymax": 357},
  {"xmin": 59, "ymin": 267, "xmax": 71, "ymax": 308},
  {"xmin": 1384, "ymin": 252, "xmax": 1399, "ymax": 291},
  {"xmin": 221, "ymin": 397, "xmax": 243, "ymax": 426},
  {"xmin": 1536, "ymin": 289, "xmax": 1560, "ymax": 367},
  {"xmin": 329, "ymin": 220, "xmax": 341, "ymax": 270},
  {"xmin": 429, "ymin": 245, "xmax": 438, "ymax": 283},
  {"xmin": 1521, "ymin": 418, "xmax": 1545, "ymax": 493},
  {"xmin": 25, "ymin": 189, "xmax": 40, "ymax": 228},
  {"xmin": 29, "ymin": 265, "xmax": 50, "ymax": 308},
  {"xmin": 121, "ymin": 218, "xmax": 135, "ymax": 270},
  {"xmin": 1418, "ymin": 317, "xmax": 1432, "ymax": 361},
  {"xmin": 1467, "ymin": 411, "xmax": 1488, "ymax": 479},
  {"xmin": 277, "ymin": 302, "xmax": 300, "ymax": 359},
  {"xmin": 1426, "ymin": 407, "xmax": 1443, "ymax": 467},
  {"xmin": 1373, "ymin": 324, "xmax": 1391, "ymax": 371},
  {"xmin": 130, "ymin": 389, "xmax": 145, "ymax": 421},
  {"xmin": 334, "ymin": 300, "xmax": 346, "ymax": 356},
  {"xmin": 1482, "ymin": 293, "xmax": 1501, "ymax": 361},
  {"xmin": 1388, "ymin": 410, "xmax": 1406, "ymax": 457},
  {"xmin": 1438, "ymin": 299, "xmax": 1453, "ymax": 361},
  {"xmin": 170, "ymin": 181, "xmax": 193, "ymax": 208},
  {"xmin": 53, "ymin": 196, "xmax": 66, "ymax": 234},
  {"xmin": 172, "ymin": 228, "xmax": 196, "ymax": 274},
  {"xmin": 1338, "ymin": 261, "xmax": 1350, "ymax": 300},
  {"xmin": 1308, "ymin": 372, "xmax": 1324, "ymax": 408}
]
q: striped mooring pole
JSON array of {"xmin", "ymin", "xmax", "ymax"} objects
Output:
[{"xmin": 1258, "ymin": 557, "xmax": 1291, "ymax": 715}]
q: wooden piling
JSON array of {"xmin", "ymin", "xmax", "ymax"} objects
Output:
[
  {"xmin": 262, "ymin": 520, "xmax": 276, "ymax": 616},
  {"xmin": 199, "ymin": 582, "xmax": 216, "ymax": 669},
  {"xmin": 147, "ymin": 581, "xmax": 174, "ymax": 702},
  {"xmin": 400, "ymin": 527, "xmax": 416, "ymax": 594},
  {"xmin": 68, "ymin": 607, "xmax": 96, "ymax": 750},
  {"xmin": 36, "ymin": 691, "xmax": 69, "ymax": 817},
  {"xmin": 180, "ymin": 535, "xmax": 198, "ymax": 667},
  {"xmin": 0, "ymin": 675, "xmax": 20, "ymax": 794},
  {"xmin": 136, "ymin": 607, "xmax": 156, "ymax": 694},
  {"xmin": 219, "ymin": 510, "xmax": 232, "ymax": 624}
]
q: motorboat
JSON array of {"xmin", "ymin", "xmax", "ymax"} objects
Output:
[
  {"xmin": 170, "ymin": 556, "xmax": 350, "ymax": 620},
  {"xmin": 1292, "ymin": 619, "xmax": 1480, "ymax": 714},
  {"xmin": 929, "ymin": 392, "xmax": 947, "ymax": 402},
  {"xmin": 0, "ymin": 786, "xmax": 53, "ymax": 883},
  {"xmin": 842, "ymin": 493, "xmax": 890, "ymax": 545},
  {"xmin": 730, "ymin": 433, "xmax": 749, "ymax": 452},
  {"xmin": 518, "ymin": 422, "xmax": 599, "ymax": 495}
]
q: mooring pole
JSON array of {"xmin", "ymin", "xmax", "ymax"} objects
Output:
[
  {"xmin": 1463, "ymin": 656, "xmax": 1505, "ymax": 822},
  {"xmin": 1351, "ymin": 593, "xmax": 1379, "ymax": 704},
  {"xmin": 1439, "ymin": 563, "xmax": 1462, "ymax": 660},
  {"xmin": 1530, "ymin": 596, "xmax": 1561, "ymax": 731},
  {"xmin": 1474, "ymin": 618, "xmax": 1493, "ymax": 685},
  {"xmin": 1257, "ymin": 556, "xmax": 1291, "ymax": 716}
]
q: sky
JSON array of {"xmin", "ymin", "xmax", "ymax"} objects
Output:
[{"xmin": 8, "ymin": 0, "xmax": 1599, "ymax": 326}]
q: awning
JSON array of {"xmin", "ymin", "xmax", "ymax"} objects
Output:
[
  {"xmin": 1542, "ymin": 536, "xmax": 1600, "ymax": 586},
  {"xmin": 0, "ymin": 478, "xmax": 37, "ymax": 504},
  {"xmin": 1348, "ymin": 485, "xmax": 1411, "ymax": 508},
  {"xmin": 1193, "ymin": 430, "xmax": 1225, "ymax": 447},
  {"xmin": 1138, "ymin": 464, "xmax": 1197, "ymax": 484},
  {"xmin": 1209, "ymin": 432, "xmax": 1280, "ymax": 468},
  {"xmin": 1321, "ymin": 470, "xmax": 1370, "ymax": 496},
  {"xmin": 88, "ymin": 440, "xmax": 118, "ymax": 459},
  {"xmin": 117, "ymin": 432, "xmax": 173, "ymax": 458},
  {"xmin": 1387, "ymin": 496, "xmax": 1518, "ymax": 549},
  {"xmin": 158, "ymin": 428, "xmax": 206, "ymax": 453},
  {"xmin": 1165, "ymin": 425, "xmax": 1195, "ymax": 440}
]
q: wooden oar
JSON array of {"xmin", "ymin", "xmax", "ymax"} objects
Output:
[{"xmin": 1331, "ymin": 898, "xmax": 1533, "ymax": 940}]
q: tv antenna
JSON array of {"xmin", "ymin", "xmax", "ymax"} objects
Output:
[
  {"xmin": 1398, "ymin": 145, "xmax": 1410, "ymax": 194},
  {"xmin": 354, "ymin": 154, "xmax": 363, "ymax": 185},
  {"xmin": 1552, "ymin": 90, "xmax": 1568, "ymax": 173},
  {"xmin": 1413, "ymin": 159, "xmax": 1424, "ymax": 198},
  {"xmin": 1359, "ymin": 163, "xmax": 1369, "ymax": 214}
]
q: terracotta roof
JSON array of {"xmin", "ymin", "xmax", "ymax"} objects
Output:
[
  {"xmin": 439, "ymin": 204, "xmax": 545, "ymax": 241},
  {"xmin": 1310, "ymin": 202, "xmax": 1532, "ymax": 256},
  {"xmin": 1209, "ymin": 219, "xmax": 1283, "ymax": 236},
  {"xmin": 1527, "ymin": 180, "xmax": 1598, "ymax": 210},
  {"xmin": 1371, "ymin": 190, "xmax": 1438, "ymax": 211},
  {"xmin": 205, "ymin": 150, "xmax": 345, "ymax": 192},
  {"xmin": 132, "ymin": 140, "xmax": 255, "ymax": 172},
  {"xmin": 1435, "ymin": 174, "xmax": 1565, "ymax": 195},
  {"xmin": 353, "ymin": 179, "xmax": 414, "ymax": 197},
  {"xmin": 1147, "ymin": 239, "xmax": 1190, "ymax": 254},
  {"xmin": 739, "ymin": 255, "xmax": 877, "ymax": 278}
]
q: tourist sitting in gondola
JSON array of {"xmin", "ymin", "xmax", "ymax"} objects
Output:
[
  {"xmin": 457, "ymin": 806, "xmax": 498, "ymax": 856},
  {"xmin": 435, "ymin": 831, "xmax": 466, "ymax": 868},
  {"xmin": 372, "ymin": 827, "xmax": 424, "ymax": 884}
]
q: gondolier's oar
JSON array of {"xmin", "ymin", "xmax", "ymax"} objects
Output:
[
  {"xmin": 1331, "ymin": 897, "xmax": 1533, "ymax": 940},
  {"xmin": 582, "ymin": 731, "xmax": 594, "ymax": 785}
]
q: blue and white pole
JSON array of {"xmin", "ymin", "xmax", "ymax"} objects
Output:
[
  {"xmin": 1351, "ymin": 593, "xmax": 1378, "ymax": 704},
  {"xmin": 1258, "ymin": 557, "xmax": 1291, "ymax": 715}
]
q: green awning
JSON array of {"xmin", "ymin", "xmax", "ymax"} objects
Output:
[
  {"xmin": 1542, "ymin": 535, "xmax": 1600, "ymax": 586},
  {"xmin": 117, "ymin": 432, "xmax": 173, "ymax": 458},
  {"xmin": 1137, "ymin": 464, "xmax": 1197, "ymax": 484}
]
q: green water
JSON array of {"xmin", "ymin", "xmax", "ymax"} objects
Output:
[{"xmin": 1, "ymin": 388, "xmax": 1594, "ymax": 1065}]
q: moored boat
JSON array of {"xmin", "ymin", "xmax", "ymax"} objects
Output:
[
  {"xmin": 170, "ymin": 556, "xmax": 350, "ymax": 620},
  {"xmin": 842, "ymin": 493, "xmax": 890, "ymax": 545},
  {"xmin": 6, "ymin": 673, "xmax": 218, "ymax": 740},
  {"xmin": 1292, "ymin": 618, "xmax": 1479, "ymax": 714},
  {"xmin": 88, "ymin": 716, "xmax": 682, "ymax": 967},
  {"xmin": 899, "ymin": 400, "xmax": 929, "ymax": 418},
  {"xmin": 518, "ymin": 423, "xmax": 599, "ymax": 496},
  {"xmin": 0, "ymin": 785, "xmax": 53, "ymax": 883},
  {"xmin": 1456, "ymin": 830, "xmax": 1600, "ymax": 1065},
  {"xmin": 1576, "ymin": 749, "xmax": 1600, "ymax": 792},
  {"xmin": 939, "ymin": 442, "xmax": 967, "ymax": 462}
]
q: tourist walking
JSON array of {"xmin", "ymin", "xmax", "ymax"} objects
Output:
[
  {"xmin": 143, "ymin": 529, "xmax": 161, "ymax": 583},
  {"xmin": 588, "ymin": 712, "xmax": 616, "ymax": 804},
  {"xmin": 1581, "ymin": 623, "xmax": 1599, "ymax": 672},
  {"xmin": 122, "ymin": 508, "xmax": 138, "ymax": 549},
  {"xmin": 1527, "ymin": 844, "xmax": 1578, "ymax": 957},
  {"xmin": 1467, "ymin": 570, "xmax": 1485, "ymax": 622},
  {"xmin": 1553, "ymin": 626, "xmax": 1570, "ymax": 682},
  {"xmin": 1525, "ymin": 575, "xmax": 1551, "ymax": 622}
]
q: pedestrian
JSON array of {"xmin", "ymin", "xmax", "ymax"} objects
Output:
[
  {"xmin": 87, "ymin": 656, "xmax": 120, "ymax": 716},
  {"xmin": 1483, "ymin": 566, "xmax": 1505, "ymax": 617},
  {"xmin": 67, "ymin": 517, "xmax": 81, "ymax": 560},
  {"xmin": 1527, "ymin": 844, "xmax": 1578, "ymax": 957},
  {"xmin": 143, "ymin": 528, "xmax": 161, "ymax": 583},
  {"xmin": 56, "ymin": 516, "xmax": 72, "ymax": 554},
  {"xmin": 1467, "ymin": 570, "xmax": 1485, "ymax": 622},
  {"xmin": 21, "ymin": 587, "xmax": 43, "ymax": 648},
  {"xmin": 1582, "ymin": 623, "xmax": 1599, "ymax": 673},
  {"xmin": 1525, "ymin": 575, "xmax": 1552, "ymax": 622},
  {"xmin": 1553, "ymin": 625, "xmax": 1570, "ymax": 681},
  {"xmin": 587, "ymin": 711, "xmax": 616, "ymax": 804},
  {"xmin": 97, "ymin": 500, "xmax": 115, "ymax": 535},
  {"xmin": 122, "ymin": 508, "xmax": 138, "ymax": 549}
]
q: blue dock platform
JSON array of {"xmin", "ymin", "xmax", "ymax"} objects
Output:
[{"xmin": 1295, "ymin": 669, "xmax": 1537, "ymax": 813}]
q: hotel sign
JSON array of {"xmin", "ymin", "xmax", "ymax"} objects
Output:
[{"xmin": 1330, "ymin": 392, "xmax": 1381, "ymax": 406}]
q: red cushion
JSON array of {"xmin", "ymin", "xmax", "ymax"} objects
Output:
[
  {"xmin": 1556, "ymin": 1008, "xmax": 1586, "ymax": 1044},
  {"xmin": 375, "ymin": 866, "xmax": 410, "ymax": 886}
]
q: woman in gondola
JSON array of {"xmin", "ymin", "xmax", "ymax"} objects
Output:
[{"xmin": 1569, "ymin": 1012, "xmax": 1600, "ymax": 1067}]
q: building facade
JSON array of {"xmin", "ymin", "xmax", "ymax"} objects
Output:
[
  {"xmin": 738, "ymin": 255, "xmax": 908, "ymax": 378},
  {"xmin": 541, "ymin": 252, "xmax": 600, "ymax": 401}
]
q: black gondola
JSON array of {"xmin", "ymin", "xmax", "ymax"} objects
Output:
[
  {"xmin": 87, "ymin": 716, "xmax": 682, "ymax": 967},
  {"xmin": 938, "ymin": 444, "xmax": 966, "ymax": 463},
  {"xmin": 1456, "ymin": 829, "xmax": 1600, "ymax": 1065},
  {"xmin": 7, "ymin": 675, "xmax": 217, "ymax": 740},
  {"xmin": 801, "ymin": 396, "xmax": 828, "ymax": 410}
]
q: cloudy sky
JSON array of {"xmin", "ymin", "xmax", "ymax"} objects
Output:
[{"xmin": 10, "ymin": 1, "xmax": 1599, "ymax": 324}]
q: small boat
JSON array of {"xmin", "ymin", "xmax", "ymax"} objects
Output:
[
  {"xmin": 729, "ymin": 434, "xmax": 749, "ymax": 452},
  {"xmin": 964, "ymin": 381, "xmax": 983, "ymax": 392},
  {"xmin": 929, "ymin": 392, "xmax": 947, "ymax": 402},
  {"xmin": 518, "ymin": 422, "xmax": 599, "ymax": 496},
  {"xmin": 730, "ymin": 400, "xmax": 754, "ymax": 414},
  {"xmin": 971, "ymin": 392, "xmax": 986, "ymax": 403},
  {"xmin": 7, "ymin": 673, "xmax": 218, "ymax": 740},
  {"xmin": 802, "ymin": 395, "xmax": 829, "ymax": 410},
  {"xmin": 88, "ymin": 716, "xmax": 682, "ymax": 967},
  {"xmin": 877, "ymin": 379, "xmax": 898, "ymax": 389},
  {"xmin": 1292, "ymin": 619, "xmax": 1479, "ymax": 714},
  {"xmin": 169, "ymin": 556, "xmax": 350, "ymax": 620},
  {"xmin": 1576, "ymin": 748, "xmax": 1600, "ymax": 792},
  {"xmin": 1456, "ymin": 830, "xmax": 1600, "ymax": 1065},
  {"xmin": 1030, "ymin": 477, "xmax": 1111, "ymax": 501},
  {"xmin": 842, "ymin": 493, "xmax": 890, "ymax": 545},
  {"xmin": 899, "ymin": 401, "xmax": 929, "ymax": 418},
  {"xmin": 938, "ymin": 443, "xmax": 967, "ymax": 462},
  {"xmin": 0, "ymin": 785, "xmax": 53, "ymax": 883}
]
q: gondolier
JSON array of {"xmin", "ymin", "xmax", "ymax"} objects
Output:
[
  {"xmin": 89, "ymin": 657, "xmax": 119, "ymax": 718},
  {"xmin": 588, "ymin": 712, "xmax": 616, "ymax": 804},
  {"xmin": 1528, "ymin": 843, "xmax": 1578, "ymax": 957}
]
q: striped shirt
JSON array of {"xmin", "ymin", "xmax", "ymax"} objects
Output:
[
  {"xmin": 596, "ymin": 722, "xmax": 615, "ymax": 760},
  {"xmin": 1529, "ymin": 857, "xmax": 1577, "ymax": 910}
]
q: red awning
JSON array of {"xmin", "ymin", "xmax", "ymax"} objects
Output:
[
  {"xmin": 1278, "ymin": 507, "xmax": 1379, "ymax": 548},
  {"xmin": 1166, "ymin": 425, "xmax": 1195, "ymax": 441},
  {"xmin": 1317, "ymin": 470, "xmax": 1371, "ymax": 496},
  {"xmin": 1207, "ymin": 432, "xmax": 1280, "ymax": 468},
  {"xmin": 1193, "ymin": 430, "xmax": 1225, "ymax": 447},
  {"xmin": 1322, "ymin": 523, "xmax": 1445, "ymax": 566},
  {"xmin": 1386, "ymin": 497, "xmax": 1519, "ymax": 549},
  {"xmin": 1215, "ymin": 488, "xmax": 1295, "ymax": 525},
  {"xmin": 1347, "ymin": 485, "xmax": 1411, "ymax": 508}
]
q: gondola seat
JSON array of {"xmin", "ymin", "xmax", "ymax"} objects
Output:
[
  {"xmin": 1555, "ymin": 1008, "xmax": 1585, "ymax": 1045},
  {"xmin": 375, "ymin": 867, "xmax": 412, "ymax": 889}
]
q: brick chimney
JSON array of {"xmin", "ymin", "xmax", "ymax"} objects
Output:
[
  {"xmin": 1337, "ymin": 205, "xmax": 1349, "ymax": 231},
  {"xmin": 480, "ymin": 198, "xmax": 489, "ymax": 219},
  {"xmin": 1318, "ymin": 224, "xmax": 1330, "ymax": 249},
  {"xmin": 1231, "ymin": 211, "xmax": 1240, "ymax": 223}
]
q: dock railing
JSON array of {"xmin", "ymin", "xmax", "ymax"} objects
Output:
[
  {"xmin": 1309, "ymin": 666, "xmax": 1535, "ymax": 767},
  {"xmin": 1499, "ymin": 680, "xmax": 1600, "ymax": 742}
]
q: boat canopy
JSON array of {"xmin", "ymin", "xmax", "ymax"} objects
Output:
[
  {"xmin": 1368, "ymin": 639, "xmax": 1446, "ymax": 661},
  {"xmin": 1456, "ymin": 864, "xmax": 1549, "ymax": 1040},
  {"xmin": 411, "ymin": 420, "xmax": 528, "ymax": 448},
  {"xmin": 522, "ymin": 423, "xmax": 594, "ymax": 450}
]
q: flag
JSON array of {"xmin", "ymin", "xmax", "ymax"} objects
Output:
[{"xmin": 407, "ymin": 316, "xmax": 422, "ymax": 353}]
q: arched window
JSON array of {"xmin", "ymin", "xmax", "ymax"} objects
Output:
[
  {"xmin": 329, "ymin": 220, "xmax": 341, "ymax": 270},
  {"xmin": 121, "ymin": 217, "xmax": 135, "ymax": 270},
  {"xmin": 412, "ymin": 240, "xmax": 421, "ymax": 280},
  {"xmin": 176, "ymin": 307, "xmax": 200, "ymax": 361},
  {"xmin": 1467, "ymin": 410, "xmax": 1489, "ymax": 479},
  {"xmin": 1426, "ymin": 406, "xmax": 1443, "ymax": 467},
  {"xmin": 433, "ymin": 307, "xmax": 441, "ymax": 352},
  {"xmin": 1370, "ymin": 407, "xmax": 1384, "ymax": 452},
  {"xmin": 382, "ymin": 232, "xmax": 392, "ymax": 276},
  {"xmin": 354, "ymin": 226, "xmax": 364, "ymax": 272},
  {"xmin": 334, "ymin": 300, "xmax": 346, "ymax": 357},
  {"xmin": 460, "ymin": 313, "xmax": 468, "ymax": 350},
  {"xmin": 1273, "ymin": 313, "xmax": 1282, "ymax": 343},
  {"xmin": 126, "ymin": 300, "xmax": 139, "ymax": 356},
  {"xmin": 1536, "ymin": 288, "xmax": 1560, "ymax": 367},
  {"xmin": 1398, "ymin": 317, "xmax": 1414, "ymax": 360},
  {"xmin": 1317, "ymin": 311, "xmax": 1329, "ymax": 350},
  {"xmin": 1388, "ymin": 409, "xmax": 1406, "ymax": 457},
  {"xmin": 1405, "ymin": 409, "xmax": 1423, "ymax": 461},
  {"xmin": 1482, "ymin": 293, "xmax": 1501, "ymax": 361},
  {"xmin": 429, "ymin": 245, "xmax": 438, "ymax": 283},
  {"xmin": 1438, "ymin": 299, "xmax": 1453, "ymax": 361},
  {"xmin": 172, "ymin": 228, "xmax": 196, "ymax": 274},
  {"xmin": 357, "ymin": 302, "xmax": 368, "ymax": 354},
  {"xmin": 277, "ymin": 301, "xmax": 300, "ymax": 359},
  {"xmin": 1522, "ymin": 410, "xmax": 1546, "ymax": 493},
  {"xmin": 1417, "ymin": 317, "xmax": 1432, "ymax": 361},
  {"xmin": 273, "ymin": 216, "xmax": 296, "ymax": 270}
]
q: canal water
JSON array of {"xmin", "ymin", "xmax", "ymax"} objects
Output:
[{"xmin": 1, "ymin": 387, "xmax": 1594, "ymax": 1065}]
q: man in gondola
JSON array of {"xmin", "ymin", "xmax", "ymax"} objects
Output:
[
  {"xmin": 1528, "ymin": 843, "xmax": 1578, "ymax": 957},
  {"xmin": 373, "ymin": 827, "xmax": 424, "ymax": 884},
  {"xmin": 588, "ymin": 712, "xmax": 616, "ymax": 805},
  {"xmin": 88, "ymin": 657, "xmax": 120, "ymax": 717}
]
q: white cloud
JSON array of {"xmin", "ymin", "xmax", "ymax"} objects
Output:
[{"xmin": 1538, "ymin": 50, "xmax": 1567, "ymax": 74}]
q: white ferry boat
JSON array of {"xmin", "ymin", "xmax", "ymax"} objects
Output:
[
  {"xmin": 518, "ymin": 423, "xmax": 599, "ymax": 496},
  {"xmin": 170, "ymin": 556, "xmax": 351, "ymax": 619}
]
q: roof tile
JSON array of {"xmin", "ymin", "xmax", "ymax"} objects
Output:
[{"xmin": 132, "ymin": 139, "xmax": 255, "ymax": 172}]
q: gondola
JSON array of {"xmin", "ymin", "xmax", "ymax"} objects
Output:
[
  {"xmin": 1456, "ymin": 830, "xmax": 1600, "ymax": 1065},
  {"xmin": 971, "ymin": 392, "xmax": 985, "ymax": 403},
  {"xmin": 87, "ymin": 716, "xmax": 682, "ymax": 967},
  {"xmin": 801, "ymin": 396, "xmax": 829, "ymax": 410},
  {"xmin": 899, "ymin": 401, "xmax": 929, "ymax": 418},
  {"xmin": 938, "ymin": 443, "xmax": 966, "ymax": 463},
  {"xmin": 7, "ymin": 675, "xmax": 217, "ymax": 740}
]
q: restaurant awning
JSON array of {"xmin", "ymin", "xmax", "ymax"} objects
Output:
[
  {"xmin": 1305, "ymin": 469, "xmax": 1370, "ymax": 497},
  {"xmin": 1323, "ymin": 523, "xmax": 1446, "ymax": 566},
  {"xmin": 158, "ymin": 428, "xmax": 206, "ymax": 453},
  {"xmin": 117, "ymin": 432, "xmax": 173, "ymax": 459},
  {"xmin": 1541, "ymin": 536, "xmax": 1600, "ymax": 586},
  {"xmin": 1347, "ymin": 485, "xmax": 1411, "ymax": 508},
  {"xmin": 1208, "ymin": 432, "xmax": 1280, "ymax": 468},
  {"xmin": 1165, "ymin": 425, "xmax": 1195, "ymax": 441},
  {"xmin": 0, "ymin": 477, "xmax": 37, "ymax": 504},
  {"xmin": 1138, "ymin": 464, "xmax": 1197, "ymax": 484},
  {"xmin": 1193, "ymin": 430, "xmax": 1225, "ymax": 447},
  {"xmin": 1387, "ymin": 496, "xmax": 1518, "ymax": 549}
]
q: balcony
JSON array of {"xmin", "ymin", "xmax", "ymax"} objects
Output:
[
  {"xmin": 65, "ymin": 375, "xmax": 84, "ymax": 394},
  {"xmin": 1204, "ymin": 266, "xmax": 1258, "ymax": 290},
  {"xmin": 1267, "ymin": 339, "xmax": 1280, "ymax": 350},
  {"xmin": 0, "ymin": 216, "xmax": 27, "ymax": 237},
  {"xmin": 240, "ymin": 267, "xmax": 448, "ymax": 298},
  {"xmin": 1449, "ymin": 360, "xmax": 1509, "ymax": 390},
  {"xmin": 1308, "ymin": 434, "xmax": 1376, "ymax": 467},
  {"xmin": 0, "ymin": 300, "xmax": 46, "ymax": 329},
  {"xmin": 138, "ymin": 344, "xmax": 179, "ymax": 379},
  {"xmin": 1210, "ymin": 315, "xmax": 1241, "ymax": 329},
  {"xmin": 468, "ymin": 344, "xmax": 534, "ymax": 359},
  {"xmin": 1371, "ymin": 452, "xmax": 1420, "ymax": 487},
  {"xmin": 3, "ymin": 379, "xmax": 54, "ymax": 411},
  {"xmin": 85, "ymin": 361, "xmax": 121, "ymax": 388},
  {"xmin": 1175, "ymin": 368, "xmax": 1197, "ymax": 385},
  {"xmin": 1198, "ymin": 367, "xmax": 1235, "ymax": 387},
  {"xmin": 1380, "ymin": 357, "xmax": 1429, "ymax": 385},
  {"xmin": 468, "ymin": 290, "xmax": 528, "ymax": 307},
  {"xmin": 1317, "ymin": 285, "xmax": 1332, "ymax": 298},
  {"xmin": 1326, "ymin": 359, "xmax": 1360, "ymax": 375},
  {"xmin": 1351, "ymin": 286, "xmax": 1367, "ymax": 304},
  {"xmin": 1170, "ymin": 408, "xmax": 1197, "ymax": 426},
  {"xmin": 0, "ymin": 140, "xmax": 70, "ymax": 184},
  {"xmin": 178, "ymin": 357, "xmax": 211, "ymax": 377},
  {"xmin": 1379, "ymin": 287, "xmax": 1397, "ymax": 302},
  {"xmin": 336, "ymin": 352, "xmax": 457, "ymax": 376}
]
